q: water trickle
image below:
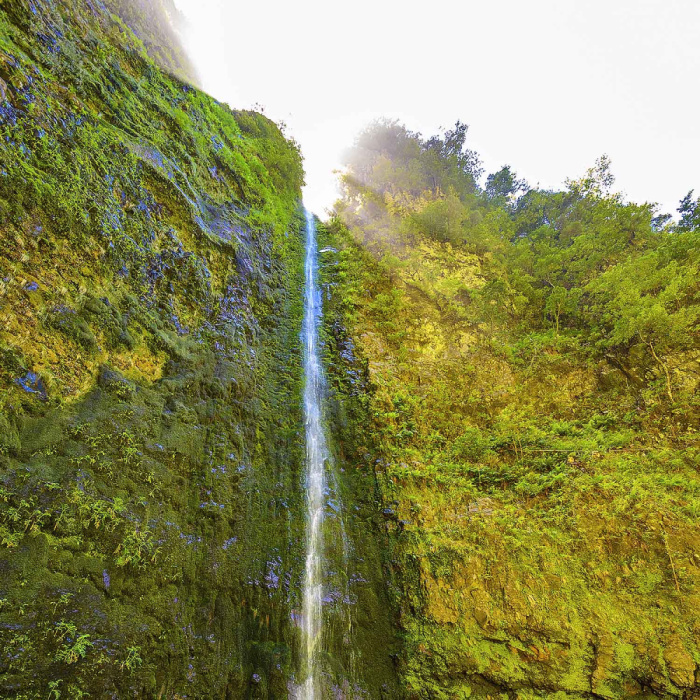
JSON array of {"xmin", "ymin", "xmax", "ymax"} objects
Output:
[
  {"xmin": 299, "ymin": 209, "xmax": 329, "ymax": 698},
  {"xmin": 293, "ymin": 210, "xmax": 358, "ymax": 699}
]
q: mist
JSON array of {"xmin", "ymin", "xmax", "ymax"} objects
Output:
[{"xmin": 172, "ymin": 0, "xmax": 700, "ymax": 218}]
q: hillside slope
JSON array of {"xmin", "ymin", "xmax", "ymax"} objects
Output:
[{"xmin": 326, "ymin": 121, "xmax": 700, "ymax": 699}]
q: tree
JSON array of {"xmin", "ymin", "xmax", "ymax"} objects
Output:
[
  {"xmin": 423, "ymin": 121, "xmax": 483, "ymax": 196},
  {"xmin": 677, "ymin": 190, "xmax": 700, "ymax": 232},
  {"xmin": 566, "ymin": 155, "xmax": 617, "ymax": 199},
  {"xmin": 485, "ymin": 165, "xmax": 528, "ymax": 207},
  {"xmin": 544, "ymin": 286, "xmax": 582, "ymax": 334},
  {"xmin": 410, "ymin": 191, "xmax": 467, "ymax": 244}
]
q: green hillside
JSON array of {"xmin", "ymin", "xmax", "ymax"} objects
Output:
[{"xmin": 324, "ymin": 120, "xmax": 700, "ymax": 699}]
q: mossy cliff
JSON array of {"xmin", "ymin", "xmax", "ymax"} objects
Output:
[
  {"xmin": 325, "ymin": 221, "xmax": 700, "ymax": 699},
  {"xmin": 326, "ymin": 122, "xmax": 700, "ymax": 699},
  {"xmin": 0, "ymin": 0, "xmax": 317, "ymax": 696},
  {"xmin": 3, "ymin": 2, "xmax": 697, "ymax": 699}
]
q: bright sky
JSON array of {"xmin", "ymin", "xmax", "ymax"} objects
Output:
[{"xmin": 172, "ymin": 0, "xmax": 699, "ymax": 219}]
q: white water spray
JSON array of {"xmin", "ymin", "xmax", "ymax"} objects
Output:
[{"xmin": 299, "ymin": 210, "xmax": 329, "ymax": 698}]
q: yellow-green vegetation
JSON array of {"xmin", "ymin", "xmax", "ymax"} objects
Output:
[
  {"xmin": 325, "ymin": 120, "xmax": 700, "ymax": 698},
  {"xmin": 0, "ymin": 2, "xmax": 402, "ymax": 697},
  {"xmin": 2, "ymin": 1, "xmax": 699, "ymax": 696}
]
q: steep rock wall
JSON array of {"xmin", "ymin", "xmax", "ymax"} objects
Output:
[
  {"xmin": 0, "ymin": 1, "xmax": 308, "ymax": 697},
  {"xmin": 324, "ymin": 220, "xmax": 700, "ymax": 700}
]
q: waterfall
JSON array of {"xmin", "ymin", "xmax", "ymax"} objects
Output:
[
  {"xmin": 294, "ymin": 210, "xmax": 357, "ymax": 699},
  {"xmin": 299, "ymin": 209, "xmax": 330, "ymax": 698}
]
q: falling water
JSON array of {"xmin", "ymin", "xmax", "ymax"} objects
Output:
[
  {"xmin": 293, "ymin": 210, "xmax": 359, "ymax": 699},
  {"xmin": 299, "ymin": 209, "xmax": 330, "ymax": 698}
]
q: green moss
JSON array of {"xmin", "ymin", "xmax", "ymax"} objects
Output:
[
  {"xmin": 0, "ymin": 1, "xmax": 314, "ymax": 697},
  {"xmin": 324, "ymin": 217, "xmax": 700, "ymax": 698}
]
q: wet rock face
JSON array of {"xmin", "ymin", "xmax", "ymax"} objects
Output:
[
  {"xmin": 97, "ymin": 365, "xmax": 136, "ymax": 398},
  {"xmin": 664, "ymin": 636, "xmax": 697, "ymax": 689},
  {"xmin": 13, "ymin": 370, "xmax": 47, "ymax": 400},
  {"xmin": 0, "ymin": 1, "xmax": 308, "ymax": 698},
  {"xmin": 104, "ymin": 0, "xmax": 199, "ymax": 84},
  {"xmin": 315, "ymin": 223, "xmax": 402, "ymax": 697}
]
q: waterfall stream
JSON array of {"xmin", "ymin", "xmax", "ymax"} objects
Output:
[
  {"xmin": 299, "ymin": 210, "xmax": 331, "ymax": 698},
  {"xmin": 294, "ymin": 210, "xmax": 357, "ymax": 699}
]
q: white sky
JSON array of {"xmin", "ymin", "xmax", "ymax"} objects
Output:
[{"xmin": 172, "ymin": 0, "xmax": 699, "ymax": 219}]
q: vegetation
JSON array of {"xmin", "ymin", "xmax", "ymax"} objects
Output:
[
  {"xmin": 326, "ymin": 119, "xmax": 700, "ymax": 698},
  {"xmin": 0, "ymin": 0, "xmax": 316, "ymax": 696},
  {"xmin": 0, "ymin": 1, "xmax": 401, "ymax": 696},
  {"xmin": 1, "ymin": 0, "xmax": 698, "ymax": 696}
]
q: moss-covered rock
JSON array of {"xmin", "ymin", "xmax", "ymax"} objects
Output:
[
  {"xmin": 0, "ymin": 1, "xmax": 316, "ymax": 697},
  {"xmin": 323, "ymin": 218, "xmax": 700, "ymax": 700}
]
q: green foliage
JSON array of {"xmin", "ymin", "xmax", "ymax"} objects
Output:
[
  {"xmin": 340, "ymin": 119, "xmax": 481, "ymax": 211},
  {"xmin": 114, "ymin": 528, "xmax": 158, "ymax": 568},
  {"xmin": 677, "ymin": 189, "xmax": 700, "ymax": 232},
  {"xmin": 484, "ymin": 164, "xmax": 527, "ymax": 207},
  {"xmin": 330, "ymin": 119, "xmax": 700, "ymax": 698},
  {"xmin": 120, "ymin": 645, "xmax": 143, "ymax": 672},
  {"xmin": 54, "ymin": 622, "xmax": 93, "ymax": 664}
]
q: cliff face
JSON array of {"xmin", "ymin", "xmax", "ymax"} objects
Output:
[
  {"xmin": 8, "ymin": 2, "xmax": 696, "ymax": 699},
  {"xmin": 103, "ymin": 0, "xmax": 199, "ymax": 84},
  {"xmin": 326, "ymin": 119, "xmax": 700, "ymax": 700},
  {"xmin": 0, "ymin": 3, "xmax": 402, "ymax": 696},
  {"xmin": 0, "ymin": 1, "xmax": 309, "ymax": 696},
  {"xmin": 324, "ymin": 216, "xmax": 700, "ymax": 699}
]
